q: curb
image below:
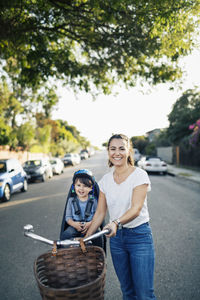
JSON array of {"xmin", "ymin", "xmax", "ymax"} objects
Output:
[
  {"xmin": 167, "ymin": 171, "xmax": 175, "ymax": 177},
  {"xmin": 167, "ymin": 171, "xmax": 200, "ymax": 185}
]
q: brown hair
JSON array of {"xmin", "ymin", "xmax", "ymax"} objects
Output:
[
  {"xmin": 107, "ymin": 134, "xmax": 134, "ymax": 167},
  {"xmin": 74, "ymin": 177, "xmax": 93, "ymax": 188}
]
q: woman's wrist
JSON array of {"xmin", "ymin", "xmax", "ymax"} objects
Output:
[
  {"xmin": 112, "ymin": 220, "xmax": 118, "ymax": 228},
  {"xmin": 112, "ymin": 218, "xmax": 122, "ymax": 229}
]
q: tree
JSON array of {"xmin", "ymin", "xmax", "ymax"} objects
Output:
[
  {"xmin": 154, "ymin": 129, "xmax": 172, "ymax": 147},
  {"xmin": 0, "ymin": 80, "xmax": 24, "ymax": 128},
  {"xmin": 167, "ymin": 88, "xmax": 200, "ymax": 144},
  {"xmin": 35, "ymin": 125, "xmax": 52, "ymax": 153},
  {"xmin": 17, "ymin": 121, "xmax": 36, "ymax": 150},
  {"xmin": 130, "ymin": 136, "xmax": 149, "ymax": 154},
  {"xmin": 0, "ymin": 118, "xmax": 11, "ymax": 145},
  {"xmin": 1, "ymin": 0, "xmax": 200, "ymax": 93},
  {"xmin": 35, "ymin": 87, "xmax": 59, "ymax": 118}
]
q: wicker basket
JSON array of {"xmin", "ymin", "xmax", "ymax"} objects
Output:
[{"xmin": 34, "ymin": 246, "xmax": 106, "ymax": 300}]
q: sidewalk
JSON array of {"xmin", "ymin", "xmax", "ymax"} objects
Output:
[{"xmin": 167, "ymin": 164, "xmax": 200, "ymax": 184}]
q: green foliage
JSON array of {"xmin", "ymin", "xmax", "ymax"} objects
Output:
[
  {"xmin": 36, "ymin": 125, "xmax": 52, "ymax": 153},
  {"xmin": 17, "ymin": 122, "xmax": 35, "ymax": 150},
  {"xmin": 167, "ymin": 88, "xmax": 200, "ymax": 144},
  {"xmin": 0, "ymin": 80, "xmax": 24, "ymax": 128},
  {"xmin": 144, "ymin": 143, "xmax": 157, "ymax": 156},
  {"xmin": 1, "ymin": 0, "xmax": 200, "ymax": 93},
  {"xmin": 131, "ymin": 136, "xmax": 149, "ymax": 154},
  {"xmin": 154, "ymin": 129, "xmax": 172, "ymax": 147},
  {"xmin": 35, "ymin": 87, "xmax": 59, "ymax": 118},
  {"xmin": 0, "ymin": 82, "xmax": 88, "ymax": 154},
  {"xmin": 0, "ymin": 118, "xmax": 11, "ymax": 145}
]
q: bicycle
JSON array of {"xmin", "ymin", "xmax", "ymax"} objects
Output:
[{"xmin": 24, "ymin": 224, "xmax": 110, "ymax": 300}]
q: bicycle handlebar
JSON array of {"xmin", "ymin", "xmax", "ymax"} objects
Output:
[{"xmin": 24, "ymin": 224, "xmax": 110, "ymax": 247}]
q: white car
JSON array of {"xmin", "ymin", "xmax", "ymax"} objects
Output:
[
  {"xmin": 62, "ymin": 153, "xmax": 80, "ymax": 166},
  {"xmin": 50, "ymin": 158, "xmax": 64, "ymax": 175},
  {"xmin": 80, "ymin": 151, "xmax": 89, "ymax": 160},
  {"xmin": 137, "ymin": 156, "xmax": 168, "ymax": 174}
]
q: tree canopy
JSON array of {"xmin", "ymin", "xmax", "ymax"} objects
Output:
[
  {"xmin": 1, "ymin": 0, "xmax": 200, "ymax": 93},
  {"xmin": 167, "ymin": 88, "xmax": 200, "ymax": 144}
]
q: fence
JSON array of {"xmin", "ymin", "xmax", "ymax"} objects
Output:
[
  {"xmin": 0, "ymin": 146, "xmax": 49, "ymax": 164},
  {"xmin": 172, "ymin": 145, "xmax": 200, "ymax": 168},
  {"xmin": 157, "ymin": 145, "xmax": 200, "ymax": 168}
]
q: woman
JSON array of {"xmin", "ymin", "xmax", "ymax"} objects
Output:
[{"xmin": 86, "ymin": 134, "xmax": 157, "ymax": 300}]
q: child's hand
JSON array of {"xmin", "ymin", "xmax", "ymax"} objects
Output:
[
  {"xmin": 81, "ymin": 221, "xmax": 91, "ymax": 234},
  {"xmin": 74, "ymin": 222, "xmax": 84, "ymax": 232}
]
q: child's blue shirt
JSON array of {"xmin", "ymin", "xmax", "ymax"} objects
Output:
[{"xmin": 65, "ymin": 196, "xmax": 98, "ymax": 222}]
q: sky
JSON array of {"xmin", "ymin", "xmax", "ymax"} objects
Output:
[{"xmin": 52, "ymin": 49, "xmax": 200, "ymax": 148}]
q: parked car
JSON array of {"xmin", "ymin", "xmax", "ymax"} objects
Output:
[
  {"xmin": 23, "ymin": 159, "xmax": 53, "ymax": 182},
  {"xmin": 62, "ymin": 153, "xmax": 80, "ymax": 166},
  {"xmin": 50, "ymin": 158, "xmax": 64, "ymax": 175},
  {"xmin": 133, "ymin": 148, "xmax": 141, "ymax": 164},
  {"xmin": 79, "ymin": 150, "xmax": 89, "ymax": 160},
  {"xmin": 0, "ymin": 158, "xmax": 28, "ymax": 202},
  {"xmin": 137, "ymin": 156, "xmax": 168, "ymax": 174}
]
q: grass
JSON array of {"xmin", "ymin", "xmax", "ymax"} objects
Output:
[{"xmin": 178, "ymin": 172, "xmax": 192, "ymax": 177}]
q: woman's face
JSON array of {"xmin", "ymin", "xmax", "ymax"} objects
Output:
[{"xmin": 108, "ymin": 138, "xmax": 130, "ymax": 167}]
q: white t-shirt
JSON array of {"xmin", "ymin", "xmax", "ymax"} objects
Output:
[{"xmin": 98, "ymin": 167, "xmax": 151, "ymax": 228}]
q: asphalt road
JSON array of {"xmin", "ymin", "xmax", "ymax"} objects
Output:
[{"xmin": 0, "ymin": 151, "xmax": 199, "ymax": 300}]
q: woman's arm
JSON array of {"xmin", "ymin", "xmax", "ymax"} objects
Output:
[
  {"xmin": 105, "ymin": 184, "xmax": 148, "ymax": 237},
  {"xmin": 85, "ymin": 190, "xmax": 107, "ymax": 237}
]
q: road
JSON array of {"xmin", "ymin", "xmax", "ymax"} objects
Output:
[{"xmin": 0, "ymin": 151, "xmax": 199, "ymax": 300}]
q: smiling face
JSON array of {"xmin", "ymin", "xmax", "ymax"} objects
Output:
[
  {"xmin": 108, "ymin": 138, "xmax": 130, "ymax": 167},
  {"xmin": 74, "ymin": 178, "xmax": 92, "ymax": 201}
]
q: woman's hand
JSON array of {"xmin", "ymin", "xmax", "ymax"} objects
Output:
[{"xmin": 103, "ymin": 222, "xmax": 118, "ymax": 237}]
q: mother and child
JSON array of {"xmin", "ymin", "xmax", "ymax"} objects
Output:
[{"xmin": 60, "ymin": 133, "xmax": 157, "ymax": 300}]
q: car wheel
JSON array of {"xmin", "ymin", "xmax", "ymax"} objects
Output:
[
  {"xmin": 42, "ymin": 173, "xmax": 47, "ymax": 182},
  {"xmin": 21, "ymin": 179, "xmax": 28, "ymax": 192},
  {"xmin": 3, "ymin": 184, "xmax": 11, "ymax": 202},
  {"xmin": 162, "ymin": 171, "xmax": 167, "ymax": 175}
]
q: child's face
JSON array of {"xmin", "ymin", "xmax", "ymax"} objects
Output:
[{"xmin": 74, "ymin": 179, "xmax": 92, "ymax": 200}]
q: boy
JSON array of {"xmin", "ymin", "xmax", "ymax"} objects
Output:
[{"xmin": 60, "ymin": 169, "xmax": 102, "ymax": 247}]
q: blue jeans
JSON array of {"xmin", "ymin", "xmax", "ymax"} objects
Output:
[{"xmin": 110, "ymin": 223, "xmax": 156, "ymax": 300}]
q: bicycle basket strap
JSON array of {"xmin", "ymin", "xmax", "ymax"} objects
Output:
[{"xmin": 79, "ymin": 238, "xmax": 87, "ymax": 253}]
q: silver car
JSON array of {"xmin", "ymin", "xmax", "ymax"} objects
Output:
[{"xmin": 62, "ymin": 153, "xmax": 80, "ymax": 166}]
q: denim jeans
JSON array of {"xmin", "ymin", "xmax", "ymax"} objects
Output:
[{"xmin": 110, "ymin": 222, "xmax": 157, "ymax": 300}]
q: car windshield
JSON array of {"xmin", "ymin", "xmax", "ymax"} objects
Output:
[
  {"xmin": 148, "ymin": 158, "xmax": 161, "ymax": 162},
  {"xmin": 64, "ymin": 154, "xmax": 72, "ymax": 157},
  {"xmin": 50, "ymin": 160, "xmax": 56, "ymax": 164},
  {"xmin": 0, "ymin": 162, "xmax": 6, "ymax": 173},
  {"xmin": 25, "ymin": 160, "xmax": 41, "ymax": 167}
]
